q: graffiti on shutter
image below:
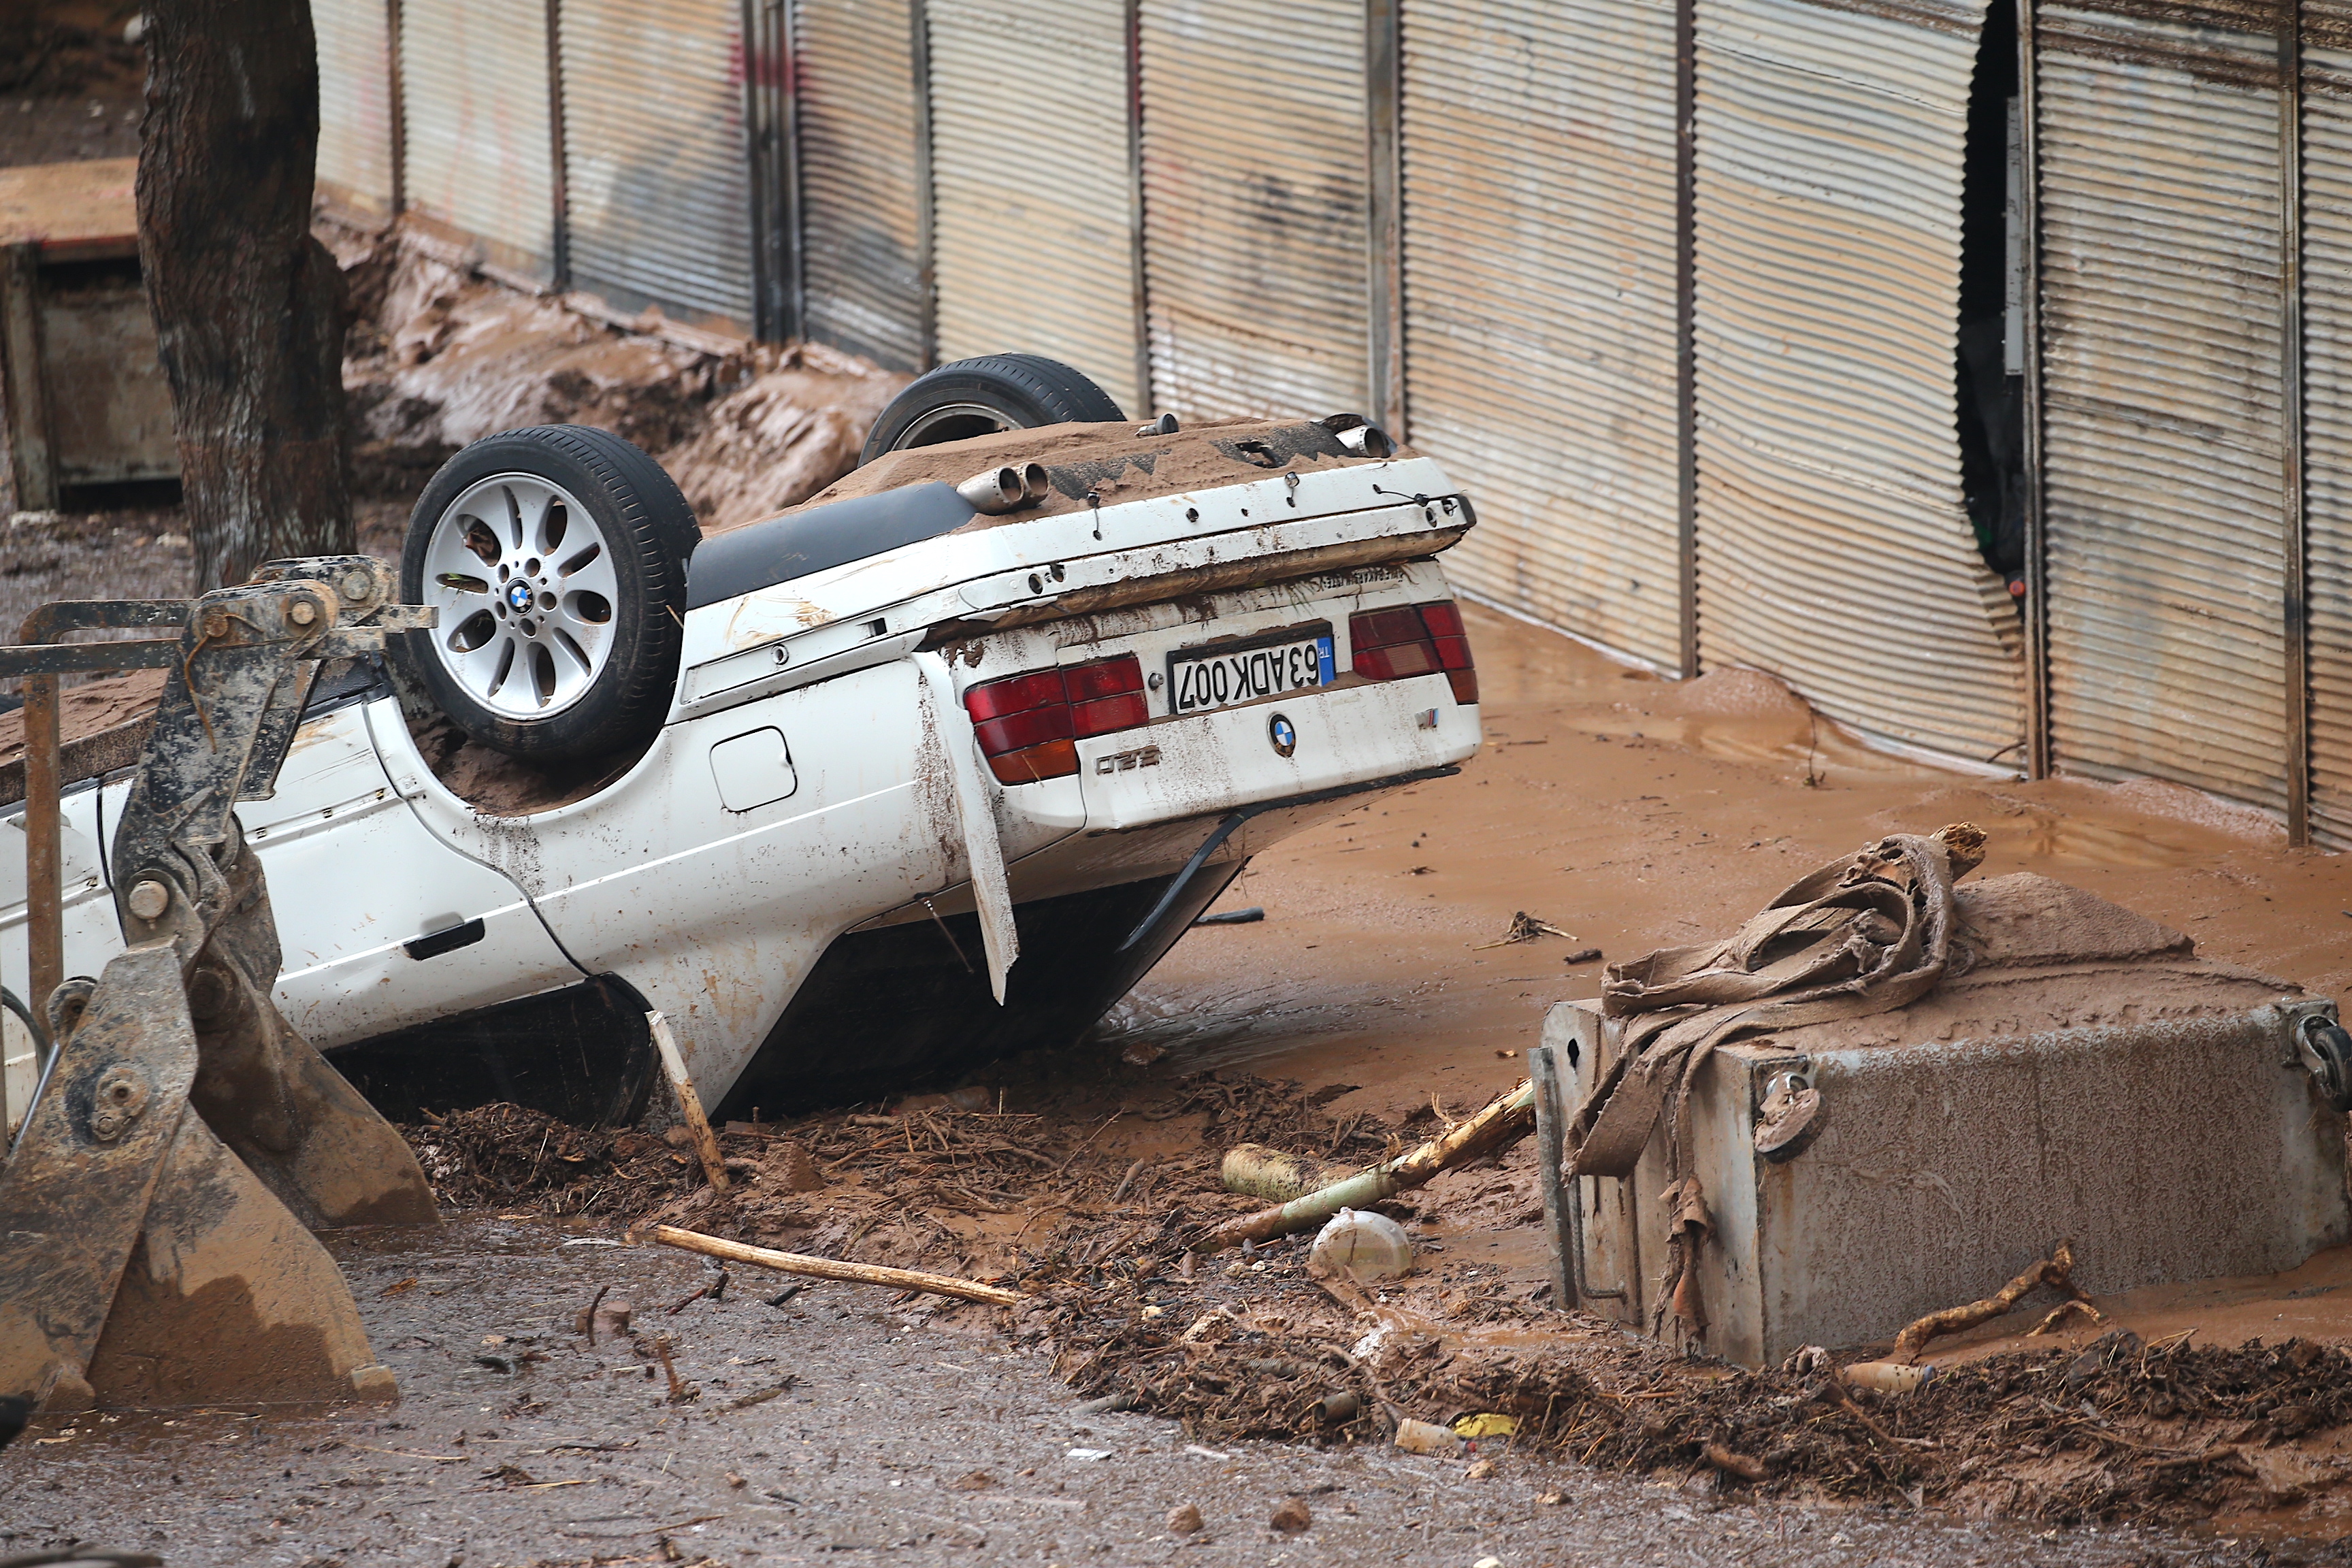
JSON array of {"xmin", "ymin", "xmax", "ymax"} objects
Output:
[
  {"xmin": 796, "ymin": 0, "xmax": 926, "ymax": 371},
  {"xmin": 399, "ymin": 0, "xmax": 557, "ymax": 276},
  {"xmin": 561, "ymin": 0, "xmax": 757, "ymax": 333}
]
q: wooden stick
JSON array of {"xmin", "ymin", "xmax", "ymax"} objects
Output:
[
  {"xmin": 648, "ymin": 1011, "xmax": 730, "ymax": 1195},
  {"xmin": 651, "ymin": 1226, "xmax": 1023, "ymax": 1307},
  {"xmin": 1700, "ymin": 1441, "xmax": 1766, "ymax": 1482},
  {"xmin": 1198, "ymin": 1081, "xmax": 1537, "ymax": 1252},
  {"xmin": 1891, "ymin": 1241, "xmax": 2075, "ymax": 1362}
]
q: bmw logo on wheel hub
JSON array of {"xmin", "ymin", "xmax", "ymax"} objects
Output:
[
  {"xmin": 506, "ymin": 580, "xmax": 534, "ymax": 612},
  {"xmin": 1268, "ymin": 713, "xmax": 1296, "ymax": 758}
]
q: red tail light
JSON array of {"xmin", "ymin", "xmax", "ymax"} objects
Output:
[
  {"xmin": 964, "ymin": 653, "xmax": 1147, "ymax": 785},
  {"xmin": 1350, "ymin": 600, "xmax": 1477, "ymax": 704}
]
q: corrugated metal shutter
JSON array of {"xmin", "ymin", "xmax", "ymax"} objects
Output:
[
  {"xmin": 313, "ymin": 0, "xmax": 395, "ymax": 212},
  {"xmin": 1692, "ymin": 0, "xmax": 2022, "ymax": 761},
  {"xmin": 560, "ymin": 0, "xmax": 756, "ymax": 333},
  {"xmin": 794, "ymin": 0, "xmax": 925, "ymax": 371},
  {"xmin": 2304, "ymin": 12, "xmax": 2352, "ymax": 845},
  {"xmin": 1398, "ymin": 1, "xmax": 1681, "ymax": 668},
  {"xmin": 1137, "ymin": 0, "xmax": 1369, "ymax": 419},
  {"xmin": 399, "ymin": 0, "xmax": 557, "ymax": 274},
  {"xmin": 926, "ymin": 0, "xmax": 1139, "ymax": 413},
  {"xmin": 2038, "ymin": 5, "xmax": 2285, "ymax": 810}
]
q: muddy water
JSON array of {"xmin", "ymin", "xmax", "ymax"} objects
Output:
[
  {"xmin": 1134, "ymin": 602, "xmax": 2349, "ymax": 1115},
  {"xmin": 0, "ymin": 1218, "xmax": 2272, "ymax": 1567}
]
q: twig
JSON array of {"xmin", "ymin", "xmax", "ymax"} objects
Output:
[
  {"xmin": 1701, "ymin": 1442, "xmax": 1765, "ymax": 1482},
  {"xmin": 649, "ymin": 1011, "xmax": 730, "ymax": 1195},
  {"xmin": 649, "ymin": 1335, "xmax": 693, "ymax": 1404},
  {"xmin": 652, "ymin": 1225, "xmax": 1023, "ymax": 1307},
  {"xmin": 2027, "ymin": 1298, "xmax": 2104, "ymax": 1337},
  {"xmin": 575, "ymin": 1282, "xmax": 611, "ymax": 1346},
  {"xmin": 1110, "ymin": 1158, "xmax": 1147, "ymax": 1205}
]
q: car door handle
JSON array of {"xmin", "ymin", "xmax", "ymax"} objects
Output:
[{"xmin": 404, "ymin": 917, "xmax": 486, "ymax": 961}]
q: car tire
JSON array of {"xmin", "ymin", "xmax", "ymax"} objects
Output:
[
  {"xmin": 859, "ymin": 353, "xmax": 1127, "ymax": 463},
  {"xmin": 395, "ymin": 425, "xmax": 700, "ymax": 764}
]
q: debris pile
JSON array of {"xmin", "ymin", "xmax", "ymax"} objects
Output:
[
  {"xmin": 325, "ymin": 214, "xmax": 900, "ymax": 529},
  {"xmin": 399, "ymin": 1073, "xmax": 1399, "ymax": 1285},
  {"xmin": 1033, "ymin": 1247, "xmax": 2352, "ymax": 1527}
]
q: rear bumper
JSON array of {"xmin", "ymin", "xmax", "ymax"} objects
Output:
[{"xmin": 1075, "ymin": 670, "xmax": 1478, "ymax": 832}]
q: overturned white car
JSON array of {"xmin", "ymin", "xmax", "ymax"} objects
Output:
[{"xmin": 3, "ymin": 357, "xmax": 1482, "ymax": 1124}]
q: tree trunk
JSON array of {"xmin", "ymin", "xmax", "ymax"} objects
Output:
[{"xmin": 137, "ymin": 0, "xmax": 350, "ymax": 589}]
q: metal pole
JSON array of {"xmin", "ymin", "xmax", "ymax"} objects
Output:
[
  {"xmin": 740, "ymin": 0, "xmax": 768, "ymax": 340},
  {"xmin": 386, "ymin": 0, "xmax": 406, "ymax": 216},
  {"xmin": 1675, "ymin": 0, "xmax": 1700, "ymax": 680},
  {"xmin": 2019, "ymin": 0, "xmax": 2053, "ymax": 779},
  {"xmin": 1365, "ymin": 0, "xmax": 1405, "ymax": 437},
  {"xmin": 21, "ymin": 672, "xmax": 59, "ymax": 1027},
  {"xmin": 778, "ymin": 0, "xmax": 805, "ymax": 343},
  {"xmin": 909, "ymin": 0, "xmax": 938, "ymax": 372},
  {"xmin": 1124, "ymin": 0, "xmax": 1154, "ymax": 418},
  {"xmin": 544, "ymin": 0, "xmax": 570, "ymax": 292},
  {"xmin": 2283, "ymin": 0, "xmax": 2312, "ymax": 845}
]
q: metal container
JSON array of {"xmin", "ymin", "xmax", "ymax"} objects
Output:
[{"xmin": 1545, "ymin": 872, "xmax": 2351, "ymax": 1367}]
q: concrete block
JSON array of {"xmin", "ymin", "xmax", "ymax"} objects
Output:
[{"xmin": 1546, "ymin": 872, "xmax": 2350, "ymax": 1367}]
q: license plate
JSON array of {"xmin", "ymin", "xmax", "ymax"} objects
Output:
[{"xmin": 1167, "ymin": 627, "xmax": 1335, "ymax": 716}]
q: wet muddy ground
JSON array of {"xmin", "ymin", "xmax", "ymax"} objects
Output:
[
  {"xmin": 0, "ymin": 1218, "xmax": 2293, "ymax": 1567},
  {"xmin": 9, "ymin": 602, "xmax": 2352, "ymax": 1561}
]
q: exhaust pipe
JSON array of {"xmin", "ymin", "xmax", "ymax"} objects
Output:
[
  {"xmin": 957, "ymin": 466, "xmax": 1027, "ymax": 514},
  {"xmin": 957, "ymin": 462, "xmax": 1054, "ymax": 515},
  {"xmin": 1319, "ymin": 412, "xmax": 1395, "ymax": 459}
]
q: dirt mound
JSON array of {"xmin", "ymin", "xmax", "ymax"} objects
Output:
[{"xmin": 327, "ymin": 215, "xmax": 899, "ymax": 529}]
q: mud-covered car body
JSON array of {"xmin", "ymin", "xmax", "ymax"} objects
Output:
[{"xmin": 3, "ymin": 417, "xmax": 1480, "ymax": 1122}]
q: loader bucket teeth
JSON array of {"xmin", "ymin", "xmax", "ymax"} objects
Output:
[{"xmin": 82, "ymin": 1106, "xmax": 395, "ymax": 1407}]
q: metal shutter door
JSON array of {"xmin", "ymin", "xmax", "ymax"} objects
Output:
[
  {"xmin": 1137, "ymin": 0, "xmax": 1368, "ymax": 419},
  {"xmin": 2307, "ymin": 18, "xmax": 2352, "ymax": 845},
  {"xmin": 399, "ymin": 0, "xmax": 557, "ymax": 274},
  {"xmin": 1692, "ymin": 0, "xmax": 2023, "ymax": 760},
  {"xmin": 1399, "ymin": 0, "xmax": 1680, "ymax": 669},
  {"xmin": 313, "ymin": 0, "xmax": 395, "ymax": 212},
  {"xmin": 795, "ymin": 0, "xmax": 925, "ymax": 371},
  {"xmin": 927, "ymin": 0, "xmax": 1140, "ymax": 413},
  {"xmin": 2038, "ymin": 7, "xmax": 2285, "ymax": 811},
  {"xmin": 561, "ymin": 0, "xmax": 755, "ymax": 333}
]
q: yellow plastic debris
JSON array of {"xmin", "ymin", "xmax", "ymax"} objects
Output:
[{"xmin": 1451, "ymin": 1413, "xmax": 1519, "ymax": 1439}]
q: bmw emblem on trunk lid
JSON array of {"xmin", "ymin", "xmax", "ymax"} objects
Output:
[{"xmin": 1268, "ymin": 713, "xmax": 1296, "ymax": 757}]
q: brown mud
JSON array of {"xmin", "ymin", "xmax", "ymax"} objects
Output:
[
  {"xmin": 329, "ymin": 215, "xmax": 899, "ymax": 529},
  {"xmin": 3, "ymin": 1215, "xmax": 2272, "ymax": 1568}
]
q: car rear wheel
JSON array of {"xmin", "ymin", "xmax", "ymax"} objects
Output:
[
  {"xmin": 859, "ymin": 353, "xmax": 1127, "ymax": 463},
  {"xmin": 397, "ymin": 425, "xmax": 698, "ymax": 763}
]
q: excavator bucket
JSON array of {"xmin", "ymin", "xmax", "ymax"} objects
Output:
[{"xmin": 0, "ymin": 560, "xmax": 439, "ymax": 1411}]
